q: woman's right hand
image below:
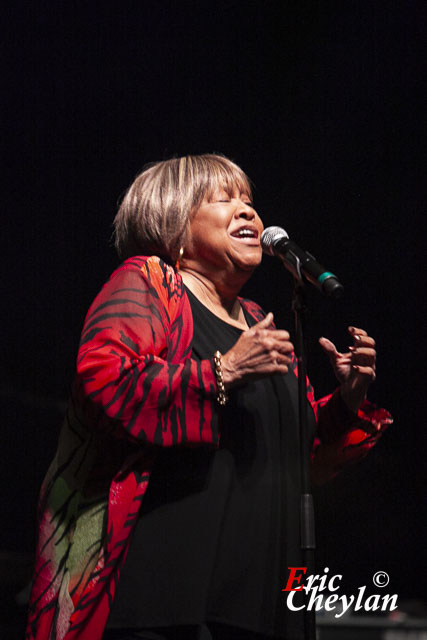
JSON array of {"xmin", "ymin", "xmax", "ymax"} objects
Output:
[{"xmin": 220, "ymin": 313, "xmax": 294, "ymax": 388}]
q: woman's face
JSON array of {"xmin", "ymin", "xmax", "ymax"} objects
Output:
[{"xmin": 184, "ymin": 185, "xmax": 264, "ymax": 277}]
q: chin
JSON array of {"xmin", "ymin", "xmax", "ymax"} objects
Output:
[{"xmin": 236, "ymin": 257, "xmax": 262, "ymax": 273}]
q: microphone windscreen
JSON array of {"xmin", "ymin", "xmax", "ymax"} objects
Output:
[{"xmin": 261, "ymin": 226, "xmax": 289, "ymax": 255}]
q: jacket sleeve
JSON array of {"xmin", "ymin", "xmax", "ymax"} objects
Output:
[
  {"xmin": 74, "ymin": 258, "xmax": 219, "ymax": 447},
  {"xmin": 309, "ymin": 388, "xmax": 393, "ymax": 484}
]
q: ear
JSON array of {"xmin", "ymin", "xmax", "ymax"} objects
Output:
[{"xmin": 178, "ymin": 221, "xmax": 195, "ymax": 261}]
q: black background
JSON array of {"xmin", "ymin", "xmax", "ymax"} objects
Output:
[{"xmin": 2, "ymin": 0, "xmax": 426, "ymax": 604}]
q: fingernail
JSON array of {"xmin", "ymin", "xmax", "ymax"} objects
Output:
[
  {"xmin": 348, "ymin": 346, "xmax": 356, "ymax": 352},
  {"xmin": 352, "ymin": 365, "xmax": 360, "ymax": 371},
  {"xmin": 349, "ymin": 326, "xmax": 356, "ymax": 332},
  {"xmin": 354, "ymin": 334, "xmax": 361, "ymax": 342}
]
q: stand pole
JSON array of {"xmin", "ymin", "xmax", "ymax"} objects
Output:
[{"xmin": 292, "ymin": 280, "xmax": 317, "ymax": 640}]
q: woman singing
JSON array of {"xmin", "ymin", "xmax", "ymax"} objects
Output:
[{"xmin": 26, "ymin": 154, "xmax": 391, "ymax": 640}]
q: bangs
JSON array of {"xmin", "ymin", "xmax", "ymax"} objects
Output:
[
  {"xmin": 183, "ymin": 155, "xmax": 253, "ymax": 213},
  {"xmin": 200, "ymin": 157, "xmax": 253, "ymax": 202}
]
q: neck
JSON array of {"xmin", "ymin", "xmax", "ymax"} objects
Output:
[
  {"xmin": 179, "ymin": 267, "xmax": 250, "ymax": 325},
  {"xmin": 179, "ymin": 268, "xmax": 236, "ymax": 311}
]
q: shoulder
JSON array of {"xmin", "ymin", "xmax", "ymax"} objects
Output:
[
  {"xmin": 108, "ymin": 256, "xmax": 183, "ymax": 297},
  {"xmin": 107, "ymin": 255, "xmax": 185, "ymax": 318},
  {"xmin": 109, "ymin": 255, "xmax": 176, "ymax": 284}
]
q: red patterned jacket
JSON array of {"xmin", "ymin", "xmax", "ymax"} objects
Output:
[{"xmin": 26, "ymin": 256, "xmax": 391, "ymax": 640}]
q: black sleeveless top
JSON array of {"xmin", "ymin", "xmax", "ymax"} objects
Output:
[{"xmin": 108, "ymin": 288, "xmax": 311, "ymax": 639}]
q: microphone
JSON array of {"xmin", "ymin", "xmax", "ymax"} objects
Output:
[{"xmin": 261, "ymin": 226, "xmax": 344, "ymax": 299}]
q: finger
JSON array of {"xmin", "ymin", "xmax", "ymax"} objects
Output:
[
  {"xmin": 352, "ymin": 335, "xmax": 376, "ymax": 348},
  {"xmin": 274, "ymin": 364, "xmax": 289, "ymax": 375},
  {"xmin": 350, "ymin": 348, "xmax": 376, "ymax": 368},
  {"xmin": 352, "ymin": 365, "xmax": 376, "ymax": 381},
  {"xmin": 273, "ymin": 335, "xmax": 294, "ymax": 353},
  {"xmin": 348, "ymin": 326, "xmax": 368, "ymax": 336},
  {"xmin": 319, "ymin": 336, "xmax": 337, "ymax": 352},
  {"xmin": 258, "ymin": 332, "xmax": 293, "ymax": 355},
  {"xmin": 277, "ymin": 342, "xmax": 294, "ymax": 355},
  {"xmin": 349, "ymin": 329, "xmax": 376, "ymax": 350},
  {"xmin": 254, "ymin": 312, "xmax": 274, "ymax": 329},
  {"xmin": 318, "ymin": 337, "xmax": 340, "ymax": 360},
  {"xmin": 270, "ymin": 349, "xmax": 293, "ymax": 366},
  {"xmin": 271, "ymin": 353, "xmax": 290, "ymax": 375},
  {"xmin": 349, "ymin": 347, "xmax": 376, "ymax": 359},
  {"xmin": 258, "ymin": 329, "xmax": 291, "ymax": 343},
  {"xmin": 348, "ymin": 326, "xmax": 368, "ymax": 338},
  {"xmin": 270, "ymin": 329, "xmax": 291, "ymax": 341},
  {"xmin": 258, "ymin": 348, "xmax": 291, "ymax": 374},
  {"xmin": 276, "ymin": 351, "xmax": 293, "ymax": 364}
]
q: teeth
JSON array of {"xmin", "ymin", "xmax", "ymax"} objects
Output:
[{"xmin": 238, "ymin": 229, "xmax": 254, "ymax": 236}]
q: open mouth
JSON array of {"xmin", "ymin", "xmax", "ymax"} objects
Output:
[{"xmin": 229, "ymin": 227, "xmax": 260, "ymax": 244}]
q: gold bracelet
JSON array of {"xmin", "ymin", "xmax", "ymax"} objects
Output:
[{"xmin": 213, "ymin": 350, "xmax": 228, "ymax": 406}]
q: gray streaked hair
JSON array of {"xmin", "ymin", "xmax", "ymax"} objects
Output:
[{"xmin": 113, "ymin": 154, "xmax": 252, "ymax": 262}]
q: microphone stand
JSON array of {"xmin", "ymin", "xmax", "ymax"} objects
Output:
[{"xmin": 292, "ymin": 273, "xmax": 317, "ymax": 640}]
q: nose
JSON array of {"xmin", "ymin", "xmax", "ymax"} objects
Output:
[{"xmin": 234, "ymin": 199, "xmax": 256, "ymax": 219}]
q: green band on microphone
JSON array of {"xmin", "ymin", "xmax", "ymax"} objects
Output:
[{"xmin": 318, "ymin": 272, "xmax": 336, "ymax": 284}]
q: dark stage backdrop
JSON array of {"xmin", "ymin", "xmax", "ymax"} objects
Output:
[{"xmin": 2, "ymin": 0, "xmax": 426, "ymax": 607}]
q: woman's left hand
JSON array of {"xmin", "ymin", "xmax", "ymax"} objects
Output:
[{"xmin": 319, "ymin": 326, "xmax": 376, "ymax": 413}]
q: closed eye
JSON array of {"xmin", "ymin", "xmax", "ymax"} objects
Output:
[{"xmin": 213, "ymin": 198, "xmax": 254, "ymax": 207}]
